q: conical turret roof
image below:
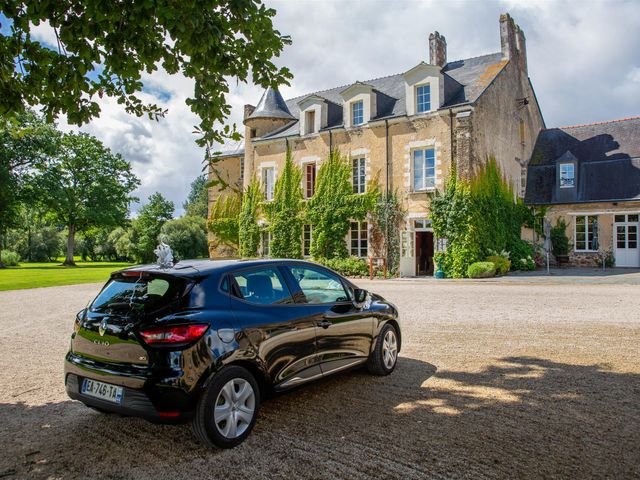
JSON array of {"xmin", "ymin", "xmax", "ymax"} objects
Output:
[{"xmin": 246, "ymin": 87, "xmax": 295, "ymax": 122}]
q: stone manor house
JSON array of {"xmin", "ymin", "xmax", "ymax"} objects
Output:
[{"xmin": 208, "ymin": 13, "xmax": 640, "ymax": 273}]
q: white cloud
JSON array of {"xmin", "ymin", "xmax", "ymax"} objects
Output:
[{"xmin": 55, "ymin": 0, "xmax": 640, "ymax": 215}]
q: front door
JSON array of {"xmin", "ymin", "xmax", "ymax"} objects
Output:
[
  {"xmin": 416, "ymin": 231, "xmax": 434, "ymax": 276},
  {"xmin": 614, "ymin": 214, "xmax": 640, "ymax": 267},
  {"xmin": 399, "ymin": 230, "xmax": 416, "ymax": 277},
  {"xmin": 285, "ymin": 265, "xmax": 374, "ymax": 376}
]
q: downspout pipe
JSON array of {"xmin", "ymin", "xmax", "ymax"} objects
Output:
[{"xmin": 385, "ymin": 119, "xmax": 390, "ymax": 195}]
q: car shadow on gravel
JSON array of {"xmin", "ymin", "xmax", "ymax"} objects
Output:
[{"xmin": 1, "ymin": 356, "xmax": 639, "ymax": 479}]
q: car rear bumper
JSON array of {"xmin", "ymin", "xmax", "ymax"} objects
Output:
[{"xmin": 64, "ymin": 353, "xmax": 197, "ymax": 423}]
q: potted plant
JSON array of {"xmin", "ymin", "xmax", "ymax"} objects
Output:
[{"xmin": 550, "ymin": 219, "xmax": 570, "ymax": 266}]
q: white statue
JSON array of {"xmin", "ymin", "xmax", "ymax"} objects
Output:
[{"xmin": 154, "ymin": 242, "xmax": 174, "ymax": 268}]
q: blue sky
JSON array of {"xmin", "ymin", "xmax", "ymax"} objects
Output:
[{"xmin": 7, "ymin": 0, "xmax": 640, "ymax": 215}]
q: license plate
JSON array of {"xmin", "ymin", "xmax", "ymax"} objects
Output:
[{"xmin": 81, "ymin": 378, "xmax": 123, "ymax": 404}]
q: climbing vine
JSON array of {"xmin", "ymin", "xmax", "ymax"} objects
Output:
[
  {"xmin": 370, "ymin": 190, "xmax": 405, "ymax": 275},
  {"xmin": 264, "ymin": 149, "xmax": 303, "ymax": 258},
  {"xmin": 238, "ymin": 178, "xmax": 262, "ymax": 257},
  {"xmin": 305, "ymin": 149, "xmax": 378, "ymax": 259},
  {"xmin": 429, "ymin": 157, "xmax": 534, "ymax": 278},
  {"xmin": 207, "ymin": 192, "xmax": 241, "ymax": 250}
]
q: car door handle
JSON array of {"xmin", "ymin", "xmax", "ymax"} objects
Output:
[{"xmin": 316, "ymin": 319, "xmax": 332, "ymax": 329}]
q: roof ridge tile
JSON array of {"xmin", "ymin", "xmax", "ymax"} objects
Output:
[{"xmin": 551, "ymin": 116, "xmax": 640, "ymax": 130}]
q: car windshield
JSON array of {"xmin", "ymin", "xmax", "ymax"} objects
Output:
[{"xmin": 90, "ymin": 274, "xmax": 187, "ymax": 314}]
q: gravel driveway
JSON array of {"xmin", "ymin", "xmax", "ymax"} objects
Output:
[{"xmin": 1, "ymin": 279, "xmax": 639, "ymax": 479}]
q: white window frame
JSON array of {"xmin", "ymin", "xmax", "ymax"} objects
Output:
[
  {"xmin": 412, "ymin": 147, "xmax": 436, "ymax": 192},
  {"xmin": 349, "ymin": 221, "xmax": 368, "ymax": 258},
  {"xmin": 416, "ymin": 83, "xmax": 431, "ymax": 113},
  {"xmin": 352, "ymin": 157, "xmax": 366, "ymax": 194},
  {"xmin": 262, "ymin": 167, "xmax": 275, "ymax": 201},
  {"xmin": 352, "ymin": 100, "xmax": 364, "ymax": 127},
  {"xmin": 559, "ymin": 163, "xmax": 575, "ymax": 188},
  {"xmin": 574, "ymin": 215, "xmax": 597, "ymax": 252},
  {"xmin": 304, "ymin": 110, "xmax": 316, "ymax": 135},
  {"xmin": 302, "ymin": 224, "xmax": 313, "ymax": 257}
]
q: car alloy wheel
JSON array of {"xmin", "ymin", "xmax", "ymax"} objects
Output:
[
  {"xmin": 382, "ymin": 329, "xmax": 398, "ymax": 370},
  {"xmin": 213, "ymin": 378, "xmax": 256, "ymax": 439}
]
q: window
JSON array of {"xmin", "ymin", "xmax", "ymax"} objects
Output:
[
  {"xmin": 230, "ymin": 267, "xmax": 291, "ymax": 305},
  {"xmin": 250, "ymin": 128, "xmax": 257, "ymax": 138},
  {"xmin": 260, "ymin": 230, "xmax": 272, "ymax": 257},
  {"xmin": 304, "ymin": 163, "xmax": 316, "ymax": 198},
  {"xmin": 305, "ymin": 110, "xmax": 316, "ymax": 135},
  {"xmin": 262, "ymin": 167, "xmax": 275, "ymax": 201},
  {"xmin": 350, "ymin": 221, "xmax": 368, "ymax": 258},
  {"xmin": 352, "ymin": 157, "xmax": 366, "ymax": 194},
  {"xmin": 520, "ymin": 163, "xmax": 527, "ymax": 198},
  {"xmin": 90, "ymin": 275, "xmax": 186, "ymax": 314},
  {"xmin": 416, "ymin": 84, "xmax": 431, "ymax": 113},
  {"xmin": 352, "ymin": 100, "xmax": 364, "ymax": 126},
  {"xmin": 574, "ymin": 215, "xmax": 597, "ymax": 251},
  {"xmin": 303, "ymin": 225, "xmax": 313, "ymax": 257},
  {"xmin": 288, "ymin": 266, "xmax": 349, "ymax": 304},
  {"xmin": 559, "ymin": 163, "xmax": 575, "ymax": 188},
  {"xmin": 412, "ymin": 148, "xmax": 436, "ymax": 191}
]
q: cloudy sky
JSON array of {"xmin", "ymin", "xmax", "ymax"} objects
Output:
[{"xmin": 34, "ymin": 0, "xmax": 640, "ymax": 214}]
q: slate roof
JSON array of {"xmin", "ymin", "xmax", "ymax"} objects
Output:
[
  {"xmin": 257, "ymin": 52, "xmax": 507, "ymax": 140},
  {"xmin": 247, "ymin": 87, "xmax": 295, "ymax": 121},
  {"xmin": 525, "ymin": 117, "xmax": 640, "ymax": 205}
]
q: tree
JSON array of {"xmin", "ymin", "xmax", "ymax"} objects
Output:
[
  {"xmin": 159, "ymin": 216, "xmax": 208, "ymax": 260},
  {"xmin": 131, "ymin": 192, "xmax": 174, "ymax": 263},
  {"xmin": 305, "ymin": 150, "xmax": 378, "ymax": 259},
  {"xmin": 264, "ymin": 149, "xmax": 303, "ymax": 258},
  {"xmin": 1, "ymin": 1, "xmax": 292, "ymax": 146},
  {"xmin": 0, "ymin": 111, "xmax": 59, "ymax": 267},
  {"xmin": 183, "ymin": 175, "xmax": 209, "ymax": 219},
  {"xmin": 30, "ymin": 132, "xmax": 139, "ymax": 265},
  {"xmin": 238, "ymin": 179, "xmax": 262, "ymax": 257}
]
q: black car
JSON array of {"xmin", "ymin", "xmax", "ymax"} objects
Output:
[{"xmin": 64, "ymin": 259, "xmax": 400, "ymax": 448}]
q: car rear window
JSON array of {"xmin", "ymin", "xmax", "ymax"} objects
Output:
[{"xmin": 91, "ymin": 274, "xmax": 188, "ymax": 314}]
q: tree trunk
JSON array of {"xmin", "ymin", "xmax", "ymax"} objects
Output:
[
  {"xmin": 63, "ymin": 224, "xmax": 76, "ymax": 266},
  {"xmin": 0, "ymin": 236, "xmax": 4, "ymax": 269}
]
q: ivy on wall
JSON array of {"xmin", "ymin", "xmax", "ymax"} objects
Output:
[
  {"xmin": 370, "ymin": 190, "xmax": 405, "ymax": 275},
  {"xmin": 238, "ymin": 178, "xmax": 262, "ymax": 257},
  {"xmin": 306, "ymin": 149, "xmax": 378, "ymax": 259},
  {"xmin": 429, "ymin": 158, "xmax": 534, "ymax": 278},
  {"xmin": 207, "ymin": 192, "xmax": 241, "ymax": 250},
  {"xmin": 264, "ymin": 149, "xmax": 303, "ymax": 259}
]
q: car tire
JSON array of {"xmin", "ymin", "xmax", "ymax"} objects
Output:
[
  {"xmin": 367, "ymin": 323, "xmax": 399, "ymax": 376},
  {"xmin": 192, "ymin": 366, "xmax": 260, "ymax": 448}
]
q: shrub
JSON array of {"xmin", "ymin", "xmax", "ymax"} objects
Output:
[
  {"xmin": 314, "ymin": 256, "xmax": 369, "ymax": 277},
  {"xmin": 467, "ymin": 261, "xmax": 496, "ymax": 278},
  {"xmin": 509, "ymin": 239, "xmax": 536, "ymax": 270},
  {"xmin": 0, "ymin": 250, "xmax": 20, "ymax": 266},
  {"xmin": 487, "ymin": 255, "xmax": 511, "ymax": 275}
]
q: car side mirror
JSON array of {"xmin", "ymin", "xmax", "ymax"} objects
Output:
[
  {"xmin": 353, "ymin": 288, "xmax": 370, "ymax": 309},
  {"xmin": 76, "ymin": 308, "xmax": 87, "ymax": 321}
]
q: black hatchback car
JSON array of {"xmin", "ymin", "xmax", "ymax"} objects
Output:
[{"xmin": 65, "ymin": 259, "xmax": 400, "ymax": 448}]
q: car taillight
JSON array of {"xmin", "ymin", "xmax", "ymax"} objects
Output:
[{"xmin": 139, "ymin": 324, "xmax": 209, "ymax": 345}]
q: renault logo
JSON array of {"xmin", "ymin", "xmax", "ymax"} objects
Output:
[{"xmin": 99, "ymin": 319, "xmax": 108, "ymax": 337}]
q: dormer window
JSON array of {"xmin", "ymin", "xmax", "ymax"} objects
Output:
[
  {"xmin": 352, "ymin": 100, "xmax": 364, "ymax": 126},
  {"xmin": 416, "ymin": 84, "xmax": 431, "ymax": 113},
  {"xmin": 305, "ymin": 110, "xmax": 316, "ymax": 135},
  {"xmin": 559, "ymin": 163, "xmax": 575, "ymax": 188}
]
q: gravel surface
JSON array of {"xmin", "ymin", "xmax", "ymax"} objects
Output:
[{"xmin": 1, "ymin": 280, "xmax": 639, "ymax": 479}]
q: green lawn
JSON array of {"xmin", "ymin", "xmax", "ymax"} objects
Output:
[{"xmin": 0, "ymin": 260, "xmax": 134, "ymax": 291}]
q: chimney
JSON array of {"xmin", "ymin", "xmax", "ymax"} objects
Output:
[
  {"xmin": 429, "ymin": 31, "xmax": 447, "ymax": 67},
  {"xmin": 500, "ymin": 13, "xmax": 527, "ymax": 73},
  {"xmin": 243, "ymin": 104, "xmax": 255, "ymax": 120}
]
